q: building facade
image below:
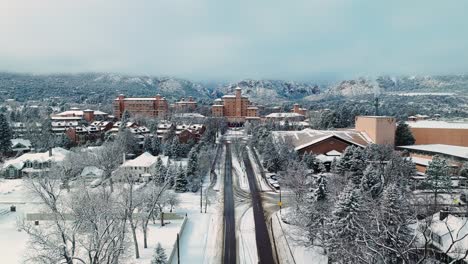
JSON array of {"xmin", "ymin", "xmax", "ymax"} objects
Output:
[
  {"xmin": 113, "ymin": 94, "xmax": 169, "ymax": 119},
  {"xmin": 405, "ymin": 120, "xmax": 468, "ymax": 147},
  {"xmin": 211, "ymin": 88, "xmax": 259, "ymax": 123},
  {"xmin": 174, "ymin": 97, "xmax": 197, "ymax": 112}
]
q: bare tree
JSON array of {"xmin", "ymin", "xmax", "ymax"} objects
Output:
[{"xmin": 166, "ymin": 192, "xmax": 180, "ymax": 213}]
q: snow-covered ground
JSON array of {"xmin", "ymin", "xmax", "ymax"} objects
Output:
[
  {"xmin": 231, "ymin": 150, "xmax": 249, "ymax": 192},
  {"xmin": 273, "ymin": 210, "xmax": 328, "ymax": 264},
  {"xmin": 0, "ymin": 179, "xmax": 42, "ymax": 264},
  {"xmin": 129, "ymin": 219, "xmax": 184, "ymax": 264},
  {"xmin": 236, "ymin": 203, "xmax": 258, "ymax": 264}
]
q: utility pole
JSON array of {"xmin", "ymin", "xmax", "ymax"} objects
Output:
[
  {"xmin": 279, "ymin": 187, "xmax": 282, "ymax": 215},
  {"xmin": 374, "ymin": 97, "xmax": 380, "ymax": 116}
]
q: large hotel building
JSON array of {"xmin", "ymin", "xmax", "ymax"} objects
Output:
[
  {"xmin": 113, "ymin": 94, "xmax": 169, "ymax": 119},
  {"xmin": 211, "ymin": 88, "xmax": 259, "ymax": 123}
]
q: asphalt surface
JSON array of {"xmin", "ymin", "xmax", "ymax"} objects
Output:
[
  {"xmin": 223, "ymin": 143, "xmax": 237, "ymax": 264},
  {"xmin": 243, "ymin": 151, "xmax": 276, "ymax": 264}
]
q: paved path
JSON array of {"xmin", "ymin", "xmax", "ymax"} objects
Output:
[{"xmin": 223, "ymin": 143, "xmax": 236, "ymax": 264}]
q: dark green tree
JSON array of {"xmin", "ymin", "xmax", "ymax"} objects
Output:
[
  {"xmin": 0, "ymin": 113, "xmax": 12, "ymax": 156},
  {"xmin": 395, "ymin": 122, "xmax": 415, "ymax": 146}
]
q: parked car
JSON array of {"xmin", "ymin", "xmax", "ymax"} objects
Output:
[
  {"xmin": 268, "ymin": 178, "xmax": 278, "ymax": 185},
  {"xmin": 271, "ymin": 183, "xmax": 280, "ymax": 189}
]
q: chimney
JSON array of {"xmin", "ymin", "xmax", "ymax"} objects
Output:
[
  {"xmin": 83, "ymin": 109, "xmax": 94, "ymax": 122},
  {"xmin": 48, "ymin": 148, "xmax": 53, "ymax": 157},
  {"xmin": 440, "ymin": 210, "xmax": 449, "ymax": 221},
  {"xmin": 235, "ymin": 87, "xmax": 242, "ymax": 98},
  {"xmin": 293, "ymin": 104, "xmax": 299, "ymax": 113}
]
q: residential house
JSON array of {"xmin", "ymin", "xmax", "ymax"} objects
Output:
[
  {"xmin": 112, "ymin": 152, "xmax": 169, "ymax": 182},
  {"xmin": 1, "ymin": 148, "xmax": 70, "ymax": 178}
]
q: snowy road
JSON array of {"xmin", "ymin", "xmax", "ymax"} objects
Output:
[{"xmin": 223, "ymin": 143, "xmax": 237, "ymax": 264}]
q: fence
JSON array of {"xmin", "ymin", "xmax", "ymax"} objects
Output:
[
  {"xmin": 167, "ymin": 215, "xmax": 188, "ymax": 264},
  {"xmin": 272, "ymin": 213, "xmax": 297, "ymax": 264}
]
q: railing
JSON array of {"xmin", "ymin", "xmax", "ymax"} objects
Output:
[{"xmin": 167, "ymin": 215, "xmax": 188, "ymax": 264}]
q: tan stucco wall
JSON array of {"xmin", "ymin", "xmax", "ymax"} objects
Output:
[
  {"xmin": 355, "ymin": 116, "xmax": 396, "ymax": 145},
  {"xmin": 411, "ymin": 128, "xmax": 468, "ymax": 147}
]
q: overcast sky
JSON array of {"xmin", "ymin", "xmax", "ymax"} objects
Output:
[{"xmin": 0, "ymin": 0, "xmax": 467, "ymax": 81}]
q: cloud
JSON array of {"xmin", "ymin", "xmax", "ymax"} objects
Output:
[{"xmin": 0, "ymin": 0, "xmax": 467, "ymax": 80}]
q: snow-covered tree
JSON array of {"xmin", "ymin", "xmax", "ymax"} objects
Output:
[
  {"xmin": 186, "ymin": 148, "xmax": 199, "ymax": 181},
  {"xmin": 174, "ymin": 165, "xmax": 188, "ymax": 192},
  {"xmin": 327, "ymin": 183, "xmax": 366, "ymax": 263},
  {"xmin": 143, "ymin": 136, "xmax": 152, "ymax": 153},
  {"xmin": 119, "ymin": 110, "xmax": 130, "ymax": 130},
  {"xmin": 151, "ymin": 243, "xmax": 167, "ymax": 264},
  {"xmin": 151, "ymin": 137, "xmax": 162, "ymax": 156},
  {"xmin": 302, "ymin": 152, "xmax": 316, "ymax": 170},
  {"xmin": 361, "ymin": 164, "xmax": 383, "ymax": 198},
  {"xmin": 0, "ymin": 113, "xmax": 12, "ymax": 156},
  {"xmin": 424, "ymin": 155, "xmax": 452, "ymax": 207},
  {"xmin": 315, "ymin": 174, "xmax": 328, "ymax": 201}
]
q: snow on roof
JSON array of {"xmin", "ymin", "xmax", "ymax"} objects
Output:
[
  {"xmin": 423, "ymin": 212, "xmax": 468, "ymax": 260},
  {"xmin": 316, "ymin": 154, "xmax": 338, "ymax": 163},
  {"xmin": 265, "ymin": 112, "xmax": 304, "ymax": 118},
  {"xmin": 80, "ymin": 166, "xmax": 104, "ymax": 177},
  {"xmin": 55, "ymin": 109, "xmax": 107, "ymax": 116},
  {"xmin": 326, "ymin": 150, "xmax": 342, "ymax": 156},
  {"xmin": 2, "ymin": 148, "xmax": 70, "ymax": 170},
  {"xmin": 50, "ymin": 116, "xmax": 82, "ymax": 120},
  {"xmin": 121, "ymin": 153, "xmax": 169, "ymax": 168},
  {"xmin": 406, "ymin": 120, "xmax": 468, "ymax": 129},
  {"xmin": 399, "ymin": 144, "xmax": 468, "ymax": 160},
  {"xmin": 405, "ymin": 156, "xmax": 432, "ymax": 166},
  {"xmin": 273, "ymin": 128, "xmax": 372, "ymax": 151},
  {"xmin": 11, "ymin": 139, "xmax": 32, "ymax": 148},
  {"xmin": 173, "ymin": 113, "xmax": 206, "ymax": 118}
]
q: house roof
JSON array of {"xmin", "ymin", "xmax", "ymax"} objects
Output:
[
  {"xmin": 265, "ymin": 112, "xmax": 304, "ymax": 118},
  {"xmin": 80, "ymin": 166, "xmax": 104, "ymax": 177},
  {"xmin": 121, "ymin": 153, "xmax": 169, "ymax": 168},
  {"xmin": 11, "ymin": 139, "xmax": 32, "ymax": 148},
  {"xmin": 406, "ymin": 120, "xmax": 468, "ymax": 129},
  {"xmin": 399, "ymin": 144, "xmax": 468, "ymax": 160},
  {"xmin": 272, "ymin": 128, "xmax": 373, "ymax": 151},
  {"xmin": 2, "ymin": 148, "xmax": 70, "ymax": 170}
]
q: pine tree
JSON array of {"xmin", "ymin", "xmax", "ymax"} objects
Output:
[
  {"xmin": 174, "ymin": 165, "xmax": 188, "ymax": 192},
  {"xmin": 143, "ymin": 137, "xmax": 152, "ymax": 153},
  {"xmin": 425, "ymin": 155, "xmax": 452, "ymax": 207},
  {"xmin": 119, "ymin": 110, "xmax": 130, "ymax": 130},
  {"xmin": 379, "ymin": 183, "xmax": 413, "ymax": 262},
  {"xmin": 186, "ymin": 148, "xmax": 198, "ymax": 181},
  {"xmin": 395, "ymin": 122, "xmax": 415, "ymax": 146},
  {"xmin": 327, "ymin": 183, "xmax": 365, "ymax": 262},
  {"xmin": 0, "ymin": 113, "xmax": 13, "ymax": 156},
  {"xmin": 151, "ymin": 137, "xmax": 162, "ymax": 156},
  {"xmin": 315, "ymin": 174, "xmax": 328, "ymax": 201},
  {"xmin": 335, "ymin": 146, "xmax": 356, "ymax": 176},
  {"xmin": 302, "ymin": 152, "xmax": 316, "ymax": 170},
  {"xmin": 317, "ymin": 162, "xmax": 327, "ymax": 173},
  {"xmin": 361, "ymin": 164, "xmax": 383, "ymax": 198},
  {"xmin": 151, "ymin": 243, "xmax": 167, "ymax": 264},
  {"xmin": 153, "ymin": 157, "xmax": 166, "ymax": 185},
  {"xmin": 170, "ymin": 137, "xmax": 182, "ymax": 159}
]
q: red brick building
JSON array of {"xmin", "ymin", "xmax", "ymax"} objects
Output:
[
  {"xmin": 211, "ymin": 88, "xmax": 259, "ymax": 123},
  {"xmin": 113, "ymin": 94, "xmax": 169, "ymax": 119}
]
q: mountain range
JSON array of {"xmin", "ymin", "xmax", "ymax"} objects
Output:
[{"xmin": 0, "ymin": 72, "xmax": 466, "ymax": 105}]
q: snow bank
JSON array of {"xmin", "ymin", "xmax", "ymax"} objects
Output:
[{"xmin": 272, "ymin": 211, "xmax": 328, "ymax": 264}]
